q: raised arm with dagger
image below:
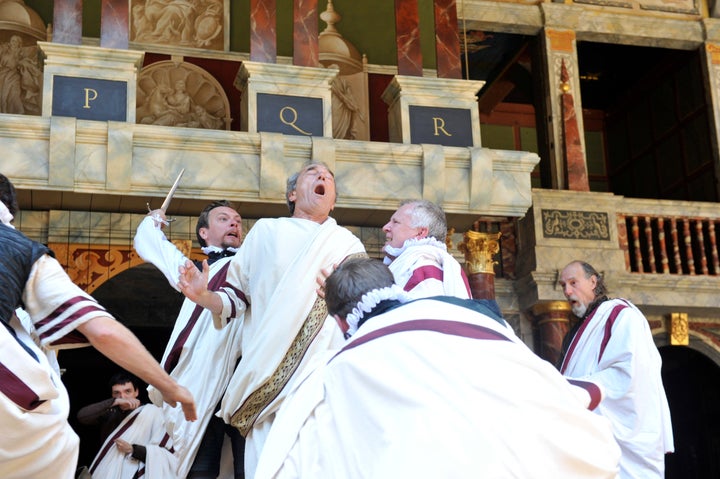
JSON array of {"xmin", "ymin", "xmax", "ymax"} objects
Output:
[{"xmin": 148, "ymin": 168, "xmax": 185, "ymax": 226}]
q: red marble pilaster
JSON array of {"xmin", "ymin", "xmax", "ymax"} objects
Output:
[
  {"xmin": 100, "ymin": 0, "xmax": 129, "ymax": 49},
  {"xmin": 531, "ymin": 301, "xmax": 573, "ymax": 366},
  {"xmin": 468, "ymin": 272, "xmax": 495, "ymax": 300},
  {"xmin": 394, "ymin": 0, "xmax": 423, "ymax": 76},
  {"xmin": 433, "ymin": 0, "xmax": 461, "ymax": 79},
  {"xmin": 53, "ymin": 0, "xmax": 83, "ymax": 45},
  {"xmin": 250, "ymin": 0, "xmax": 277, "ymax": 63},
  {"xmin": 560, "ymin": 59, "xmax": 589, "ymax": 191},
  {"xmin": 293, "ymin": 0, "xmax": 318, "ymax": 67}
]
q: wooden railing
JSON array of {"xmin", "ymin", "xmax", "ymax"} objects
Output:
[{"xmin": 622, "ymin": 215, "xmax": 720, "ymax": 275}]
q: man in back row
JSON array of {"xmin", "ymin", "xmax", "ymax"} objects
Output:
[
  {"xmin": 558, "ymin": 260, "xmax": 674, "ymax": 478},
  {"xmin": 0, "ymin": 172, "xmax": 196, "ymax": 479},
  {"xmin": 178, "ymin": 161, "xmax": 367, "ymax": 478}
]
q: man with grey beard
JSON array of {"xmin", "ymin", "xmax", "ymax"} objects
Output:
[{"xmin": 558, "ymin": 260, "xmax": 674, "ymax": 478}]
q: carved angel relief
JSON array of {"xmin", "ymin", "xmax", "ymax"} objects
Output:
[{"xmin": 136, "ymin": 61, "xmax": 231, "ymax": 130}]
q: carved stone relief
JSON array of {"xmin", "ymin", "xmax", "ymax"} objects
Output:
[
  {"xmin": 136, "ymin": 60, "xmax": 231, "ymax": 130},
  {"xmin": 0, "ymin": 33, "xmax": 42, "ymax": 115},
  {"xmin": 541, "ymin": 209, "xmax": 611, "ymax": 240},
  {"xmin": 0, "ymin": 0, "xmax": 46, "ymax": 116},
  {"xmin": 130, "ymin": 0, "xmax": 227, "ymax": 51}
]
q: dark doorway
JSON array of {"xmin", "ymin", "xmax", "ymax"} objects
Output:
[
  {"xmin": 662, "ymin": 345, "xmax": 720, "ymax": 478},
  {"xmin": 61, "ymin": 264, "xmax": 182, "ymax": 467}
]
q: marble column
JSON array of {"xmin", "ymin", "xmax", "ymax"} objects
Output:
[
  {"xmin": 538, "ymin": 5, "xmax": 588, "ymax": 190},
  {"xmin": 293, "ymin": 0, "xmax": 319, "ymax": 67},
  {"xmin": 394, "ymin": 0, "xmax": 423, "ymax": 77},
  {"xmin": 250, "ymin": 0, "xmax": 277, "ymax": 63},
  {"xmin": 457, "ymin": 230, "xmax": 501, "ymax": 300},
  {"xmin": 53, "ymin": 0, "xmax": 82, "ymax": 45},
  {"xmin": 531, "ymin": 301, "xmax": 573, "ymax": 366},
  {"xmin": 560, "ymin": 59, "xmax": 589, "ymax": 191},
  {"xmin": 433, "ymin": 0, "xmax": 461, "ymax": 79},
  {"xmin": 100, "ymin": 0, "xmax": 129, "ymax": 49}
]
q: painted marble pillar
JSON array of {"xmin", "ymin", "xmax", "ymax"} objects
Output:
[
  {"xmin": 293, "ymin": 0, "xmax": 319, "ymax": 67},
  {"xmin": 457, "ymin": 230, "xmax": 501, "ymax": 300},
  {"xmin": 538, "ymin": 6, "xmax": 588, "ymax": 190},
  {"xmin": 530, "ymin": 301, "xmax": 573, "ymax": 366},
  {"xmin": 100, "ymin": 0, "xmax": 129, "ymax": 49},
  {"xmin": 52, "ymin": 0, "xmax": 82, "ymax": 45},
  {"xmin": 702, "ymin": 20, "xmax": 720, "ymax": 180},
  {"xmin": 560, "ymin": 59, "xmax": 589, "ymax": 191},
  {"xmin": 433, "ymin": 0, "xmax": 462, "ymax": 79},
  {"xmin": 394, "ymin": 0, "xmax": 423, "ymax": 77},
  {"xmin": 250, "ymin": 0, "xmax": 277, "ymax": 63}
]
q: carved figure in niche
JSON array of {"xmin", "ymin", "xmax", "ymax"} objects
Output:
[
  {"xmin": 136, "ymin": 61, "xmax": 229, "ymax": 130},
  {"xmin": 0, "ymin": 35, "xmax": 42, "ymax": 115},
  {"xmin": 330, "ymin": 73, "xmax": 363, "ymax": 140},
  {"xmin": 131, "ymin": 0, "xmax": 223, "ymax": 49}
]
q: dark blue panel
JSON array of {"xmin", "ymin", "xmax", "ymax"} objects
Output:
[
  {"xmin": 52, "ymin": 75, "xmax": 127, "ymax": 121},
  {"xmin": 256, "ymin": 93, "xmax": 323, "ymax": 136},
  {"xmin": 409, "ymin": 105, "xmax": 474, "ymax": 147}
]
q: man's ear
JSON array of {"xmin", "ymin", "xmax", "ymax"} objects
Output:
[
  {"xmin": 332, "ymin": 314, "xmax": 349, "ymax": 334},
  {"xmin": 417, "ymin": 226, "xmax": 429, "ymax": 239},
  {"xmin": 199, "ymin": 227, "xmax": 209, "ymax": 241}
]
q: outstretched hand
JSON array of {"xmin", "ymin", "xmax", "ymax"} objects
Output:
[
  {"xmin": 160, "ymin": 383, "xmax": 197, "ymax": 422},
  {"xmin": 177, "ymin": 259, "xmax": 209, "ymax": 303}
]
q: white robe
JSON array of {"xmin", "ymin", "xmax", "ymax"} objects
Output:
[
  {"xmin": 89, "ymin": 404, "xmax": 177, "ymax": 478},
  {"xmin": 256, "ymin": 297, "xmax": 621, "ymax": 479},
  {"xmin": 214, "ymin": 217, "xmax": 365, "ymax": 477},
  {"xmin": 1, "ymin": 253, "xmax": 111, "ymax": 479},
  {"xmin": 135, "ymin": 217, "xmax": 244, "ymax": 478},
  {"xmin": 560, "ymin": 298, "xmax": 674, "ymax": 478},
  {"xmin": 386, "ymin": 238, "xmax": 471, "ymax": 299}
]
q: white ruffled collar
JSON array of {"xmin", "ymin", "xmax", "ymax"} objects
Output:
[
  {"xmin": 345, "ymin": 285, "xmax": 411, "ymax": 336},
  {"xmin": 0, "ymin": 201, "xmax": 15, "ymax": 228},
  {"xmin": 383, "ymin": 236, "xmax": 446, "ymax": 265},
  {"xmin": 201, "ymin": 245, "xmax": 239, "ymax": 255}
]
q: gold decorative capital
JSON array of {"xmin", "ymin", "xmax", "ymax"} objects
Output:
[
  {"xmin": 457, "ymin": 230, "xmax": 501, "ymax": 275},
  {"xmin": 532, "ymin": 300, "xmax": 572, "ymax": 316},
  {"xmin": 668, "ymin": 312, "xmax": 689, "ymax": 346}
]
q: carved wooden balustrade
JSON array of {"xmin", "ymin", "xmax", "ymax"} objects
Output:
[
  {"xmin": 622, "ymin": 214, "xmax": 720, "ymax": 275},
  {"xmin": 618, "ymin": 198, "xmax": 720, "ymax": 276}
]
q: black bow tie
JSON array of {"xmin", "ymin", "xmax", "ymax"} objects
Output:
[{"xmin": 206, "ymin": 250, "xmax": 236, "ymax": 263}]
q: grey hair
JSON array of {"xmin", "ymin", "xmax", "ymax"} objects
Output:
[
  {"xmin": 285, "ymin": 161, "xmax": 335, "ymax": 215},
  {"xmin": 325, "ymin": 257, "xmax": 395, "ymax": 319},
  {"xmin": 574, "ymin": 260, "xmax": 608, "ymax": 297},
  {"xmin": 400, "ymin": 199, "xmax": 447, "ymax": 242}
]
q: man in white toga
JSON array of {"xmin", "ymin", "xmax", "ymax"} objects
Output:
[{"xmin": 178, "ymin": 161, "xmax": 366, "ymax": 478}]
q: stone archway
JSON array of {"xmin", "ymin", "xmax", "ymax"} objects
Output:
[
  {"xmin": 61, "ymin": 263, "xmax": 184, "ymax": 467},
  {"xmin": 659, "ymin": 340, "xmax": 720, "ymax": 478}
]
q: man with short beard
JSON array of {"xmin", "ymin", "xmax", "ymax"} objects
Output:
[
  {"xmin": 134, "ymin": 200, "xmax": 245, "ymax": 478},
  {"xmin": 558, "ymin": 260, "xmax": 674, "ymax": 478}
]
